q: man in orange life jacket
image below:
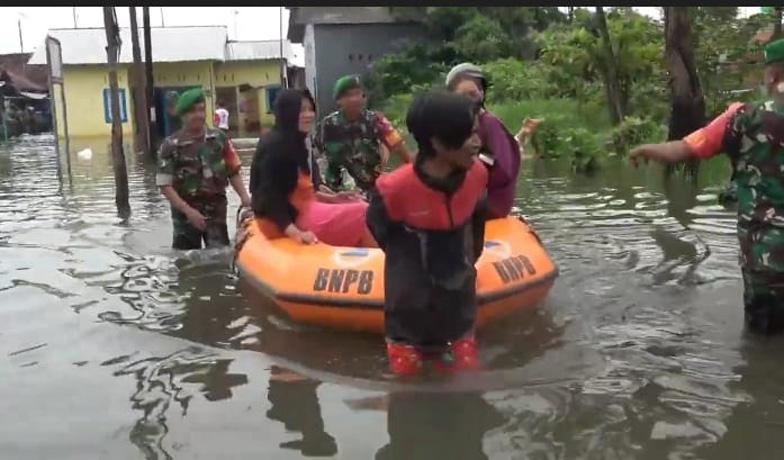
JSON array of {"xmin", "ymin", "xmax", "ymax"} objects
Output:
[{"xmin": 366, "ymin": 91, "xmax": 489, "ymax": 376}]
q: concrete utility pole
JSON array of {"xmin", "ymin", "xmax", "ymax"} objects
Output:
[
  {"xmin": 103, "ymin": 6, "xmax": 131, "ymax": 219},
  {"xmin": 18, "ymin": 19, "xmax": 23, "ymax": 52},
  {"xmin": 129, "ymin": 7, "xmax": 150, "ymax": 157},
  {"xmin": 279, "ymin": 7, "xmax": 287, "ymax": 88}
]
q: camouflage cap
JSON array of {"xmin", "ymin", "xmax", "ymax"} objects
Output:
[
  {"xmin": 175, "ymin": 87, "xmax": 206, "ymax": 116},
  {"xmin": 333, "ymin": 74, "xmax": 362, "ymax": 100},
  {"xmin": 764, "ymin": 38, "xmax": 784, "ymax": 65}
]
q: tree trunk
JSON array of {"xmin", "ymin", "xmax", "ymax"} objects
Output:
[
  {"xmin": 568, "ymin": 7, "xmax": 574, "ymax": 22},
  {"xmin": 103, "ymin": 6, "xmax": 131, "ymax": 219},
  {"xmin": 773, "ymin": 7, "xmax": 783, "ymax": 42},
  {"xmin": 143, "ymin": 7, "xmax": 157, "ymax": 155},
  {"xmin": 128, "ymin": 7, "xmax": 150, "ymax": 157},
  {"xmin": 664, "ymin": 7, "xmax": 705, "ymax": 177},
  {"xmin": 595, "ymin": 7, "xmax": 625, "ymax": 125}
]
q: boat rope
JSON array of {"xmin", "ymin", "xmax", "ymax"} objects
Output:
[{"xmin": 231, "ymin": 205, "xmax": 253, "ymax": 275}]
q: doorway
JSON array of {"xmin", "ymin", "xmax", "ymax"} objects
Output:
[{"xmin": 154, "ymin": 85, "xmax": 199, "ymax": 138}]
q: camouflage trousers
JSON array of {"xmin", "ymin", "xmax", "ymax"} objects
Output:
[
  {"xmin": 170, "ymin": 194, "xmax": 229, "ymax": 250},
  {"xmin": 742, "ymin": 268, "xmax": 784, "ymax": 334}
]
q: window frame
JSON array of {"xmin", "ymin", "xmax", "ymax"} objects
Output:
[
  {"xmin": 102, "ymin": 87, "xmax": 128, "ymax": 124},
  {"xmin": 265, "ymin": 85, "xmax": 282, "ymax": 114}
]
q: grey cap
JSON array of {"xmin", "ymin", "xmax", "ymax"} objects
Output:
[{"xmin": 445, "ymin": 62, "xmax": 486, "ymax": 89}]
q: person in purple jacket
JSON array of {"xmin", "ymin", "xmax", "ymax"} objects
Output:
[{"xmin": 446, "ymin": 63, "xmax": 528, "ymax": 218}]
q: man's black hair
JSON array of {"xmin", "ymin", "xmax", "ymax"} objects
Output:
[{"xmin": 406, "ymin": 91, "xmax": 476, "ymax": 159}]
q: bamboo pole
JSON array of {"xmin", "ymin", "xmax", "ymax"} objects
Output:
[{"xmin": 103, "ymin": 6, "xmax": 131, "ymax": 218}]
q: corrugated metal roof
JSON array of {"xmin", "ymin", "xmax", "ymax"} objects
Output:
[
  {"xmin": 225, "ymin": 40, "xmax": 292, "ymax": 62},
  {"xmin": 28, "ymin": 26, "xmax": 228, "ymax": 65},
  {"xmin": 0, "ymin": 69, "xmax": 47, "ymax": 93},
  {"xmin": 0, "ymin": 53, "xmax": 49, "ymax": 89},
  {"xmin": 0, "ymin": 53, "xmax": 33, "ymax": 71}
]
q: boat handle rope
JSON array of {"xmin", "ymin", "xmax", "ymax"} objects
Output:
[
  {"xmin": 517, "ymin": 214, "xmax": 544, "ymax": 247},
  {"xmin": 231, "ymin": 205, "xmax": 253, "ymax": 275}
]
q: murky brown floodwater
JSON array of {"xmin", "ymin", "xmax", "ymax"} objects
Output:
[{"xmin": 2, "ymin": 134, "xmax": 783, "ymax": 459}]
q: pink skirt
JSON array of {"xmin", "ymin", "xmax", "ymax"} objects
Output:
[{"xmin": 296, "ymin": 200, "xmax": 369, "ymax": 247}]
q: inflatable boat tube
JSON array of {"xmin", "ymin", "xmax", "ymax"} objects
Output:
[{"xmin": 236, "ymin": 216, "xmax": 557, "ymax": 334}]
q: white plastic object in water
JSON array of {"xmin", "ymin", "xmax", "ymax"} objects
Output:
[{"xmin": 76, "ymin": 148, "xmax": 93, "ymax": 160}]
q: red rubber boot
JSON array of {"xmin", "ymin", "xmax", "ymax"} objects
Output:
[
  {"xmin": 433, "ymin": 336, "xmax": 481, "ymax": 373},
  {"xmin": 386, "ymin": 342, "xmax": 423, "ymax": 376},
  {"xmin": 451, "ymin": 336, "xmax": 480, "ymax": 371}
]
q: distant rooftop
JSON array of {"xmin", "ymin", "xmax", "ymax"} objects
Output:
[
  {"xmin": 28, "ymin": 26, "xmax": 295, "ymax": 66},
  {"xmin": 0, "ymin": 52, "xmax": 49, "ymax": 91},
  {"xmin": 287, "ymin": 7, "xmax": 419, "ymax": 43},
  {"xmin": 226, "ymin": 40, "xmax": 293, "ymax": 62}
]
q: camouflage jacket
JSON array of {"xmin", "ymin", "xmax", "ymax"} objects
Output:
[
  {"xmin": 156, "ymin": 127, "xmax": 241, "ymax": 199},
  {"xmin": 723, "ymin": 101, "xmax": 784, "ymax": 272},
  {"xmin": 312, "ymin": 109, "xmax": 402, "ymax": 192}
]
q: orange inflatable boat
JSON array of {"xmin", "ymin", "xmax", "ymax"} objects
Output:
[{"xmin": 235, "ymin": 216, "xmax": 557, "ymax": 334}]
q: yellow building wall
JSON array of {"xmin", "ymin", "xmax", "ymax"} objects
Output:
[
  {"xmin": 55, "ymin": 60, "xmax": 282, "ymax": 138},
  {"xmin": 56, "ymin": 65, "xmax": 133, "ymax": 138},
  {"xmin": 52, "ymin": 83, "xmax": 66, "ymax": 140},
  {"xmin": 152, "ymin": 61, "xmax": 216, "ymax": 118},
  {"xmin": 257, "ymin": 88, "xmax": 271, "ymax": 126},
  {"xmin": 214, "ymin": 60, "xmax": 283, "ymax": 126}
]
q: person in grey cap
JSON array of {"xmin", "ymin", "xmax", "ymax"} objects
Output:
[{"xmin": 446, "ymin": 62, "xmax": 538, "ymax": 218}]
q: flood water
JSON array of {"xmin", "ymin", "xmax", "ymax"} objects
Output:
[{"xmin": 2, "ymin": 134, "xmax": 783, "ymax": 459}]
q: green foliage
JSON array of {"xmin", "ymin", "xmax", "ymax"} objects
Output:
[
  {"xmin": 367, "ymin": 6, "xmax": 567, "ymax": 106},
  {"xmin": 490, "ymin": 98, "xmax": 611, "ymax": 134},
  {"xmin": 529, "ymin": 120, "xmax": 603, "ymax": 173},
  {"xmin": 372, "ymin": 6, "xmax": 777, "ymax": 176},
  {"xmin": 607, "ymin": 116, "xmax": 666, "ymax": 156},
  {"xmin": 482, "ymin": 59, "xmax": 558, "ymax": 103},
  {"xmin": 364, "ymin": 44, "xmax": 449, "ymax": 109},
  {"xmin": 452, "ymin": 15, "xmax": 512, "ymax": 62},
  {"xmin": 564, "ymin": 128, "xmax": 602, "ymax": 173},
  {"xmin": 379, "ymin": 92, "xmax": 414, "ymax": 133},
  {"xmin": 530, "ymin": 119, "xmax": 563, "ymax": 158},
  {"xmin": 692, "ymin": 7, "xmax": 750, "ymax": 117},
  {"xmin": 535, "ymin": 8, "xmax": 665, "ymax": 118}
]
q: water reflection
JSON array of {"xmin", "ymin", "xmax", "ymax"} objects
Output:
[
  {"xmin": 111, "ymin": 347, "xmax": 248, "ymax": 459},
  {"xmin": 375, "ymin": 392, "xmax": 505, "ymax": 460},
  {"xmin": 698, "ymin": 335, "xmax": 784, "ymax": 460},
  {"xmin": 5, "ymin": 135, "xmax": 783, "ymax": 458},
  {"xmin": 266, "ymin": 366, "xmax": 338, "ymax": 457}
]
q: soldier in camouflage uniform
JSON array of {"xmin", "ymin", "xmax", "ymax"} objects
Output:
[
  {"xmin": 630, "ymin": 38, "xmax": 784, "ymax": 334},
  {"xmin": 156, "ymin": 87, "xmax": 251, "ymax": 250},
  {"xmin": 312, "ymin": 75, "xmax": 412, "ymax": 193}
]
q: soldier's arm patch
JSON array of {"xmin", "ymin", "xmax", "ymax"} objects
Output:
[
  {"xmin": 156, "ymin": 139, "xmax": 176, "ymax": 186},
  {"xmin": 311, "ymin": 121, "xmax": 325, "ymax": 156}
]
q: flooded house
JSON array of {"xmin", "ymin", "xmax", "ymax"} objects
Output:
[
  {"xmin": 0, "ymin": 52, "xmax": 50, "ymax": 140},
  {"xmin": 27, "ymin": 26, "xmax": 300, "ymax": 139}
]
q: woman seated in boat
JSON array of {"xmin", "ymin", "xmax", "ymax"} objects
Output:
[
  {"xmin": 446, "ymin": 63, "xmax": 532, "ymax": 219},
  {"xmin": 249, "ymin": 89, "xmax": 376, "ymax": 247}
]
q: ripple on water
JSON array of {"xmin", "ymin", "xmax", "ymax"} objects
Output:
[{"xmin": 0, "ymin": 137, "xmax": 765, "ymax": 458}]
